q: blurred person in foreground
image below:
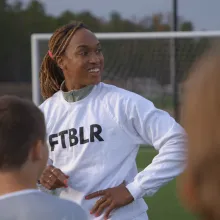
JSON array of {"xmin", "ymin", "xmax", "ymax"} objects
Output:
[
  {"xmin": 39, "ymin": 21, "xmax": 187, "ymax": 220},
  {"xmin": 179, "ymin": 45, "xmax": 220, "ymax": 220},
  {"xmin": 0, "ymin": 95, "xmax": 88, "ymax": 220}
]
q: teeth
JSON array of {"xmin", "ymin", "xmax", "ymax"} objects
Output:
[{"xmin": 88, "ymin": 68, "xmax": 100, "ymax": 73}]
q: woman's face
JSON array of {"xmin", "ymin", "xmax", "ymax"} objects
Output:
[{"xmin": 58, "ymin": 28, "xmax": 104, "ymax": 90}]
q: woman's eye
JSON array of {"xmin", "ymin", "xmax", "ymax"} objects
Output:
[
  {"xmin": 96, "ymin": 48, "xmax": 102, "ymax": 53},
  {"xmin": 79, "ymin": 51, "xmax": 88, "ymax": 56}
]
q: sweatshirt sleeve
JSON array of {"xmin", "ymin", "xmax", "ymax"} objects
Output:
[{"xmin": 118, "ymin": 93, "xmax": 187, "ymax": 200}]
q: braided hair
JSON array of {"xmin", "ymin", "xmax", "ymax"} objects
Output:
[{"xmin": 40, "ymin": 21, "xmax": 87, "ymax": 99}]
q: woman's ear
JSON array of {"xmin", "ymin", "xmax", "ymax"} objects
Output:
[{"xmin": 57, "ymin": 56, "xmax": 66, "ymax": 71}]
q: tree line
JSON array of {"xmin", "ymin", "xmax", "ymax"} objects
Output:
[{"xmin": 1, "ymin": 0, "xmax": 209, "ymax": 84}]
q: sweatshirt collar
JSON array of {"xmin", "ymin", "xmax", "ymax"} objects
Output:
[{"xmin": 60, "ymin": 81, "xmax": 94, "ymax": 102}]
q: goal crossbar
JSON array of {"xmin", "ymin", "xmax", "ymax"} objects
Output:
[{"xmin": 32, "ymin": 30, "xmax": 220, "ymax": 41}]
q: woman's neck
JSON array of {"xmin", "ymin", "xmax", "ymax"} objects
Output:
[{"xmin": 64, "ymin": 81, "xmax": 86, "ymax": 91}]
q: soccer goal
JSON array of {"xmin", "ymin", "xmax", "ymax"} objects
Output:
[{"xmin": 31, "ymin": 31, "xmax": 220, "ymax": 111}]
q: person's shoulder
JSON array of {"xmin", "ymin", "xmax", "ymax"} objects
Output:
[
  {"xmin": 39, "ymin": 91, "xmax": 61, "ymax": 111},
  {"xmin": 36, "ymin": 193, "xmax": 88, "ymax": 219},
  {"xmin": 99, "ymin": 82, "xmax": 153, "ymax": 106},
  {"xmin": 0, "ymin": 191, "xmax": 87, "ymax": 220},
  {"xmin": 52, "ymin": 197, "xmax": 88, "ymax": 219},
  {"xmin": 99, "ymin": 82, "xmax": 129, "ymax": 94},
  {"xmin": 98, "ymin": 82, "xmax": 133, "ymax": 99}
]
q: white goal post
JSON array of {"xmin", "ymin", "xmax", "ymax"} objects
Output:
[{"xmin": 31, "ymin": 31, "xmax": 220, "ymax": 106}]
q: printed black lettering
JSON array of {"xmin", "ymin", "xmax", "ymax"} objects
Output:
[
  {"xmin": 49, "ymin": 134, "xmax": 58, "ymax": 151},
  {"xmin": 90, "ymin": 124, "xmax": 104, "ymax": 142},
  {"xmin": 79, "ymin": 127, "xmax": 89, "ymax": 144},
  {"xmin": 69, "ymin": 128, "xmax": 78, "ymax": 146},
  {"xmin": 59, "ymin": 130, "xmax": 68, "ymax": 148},
  {"xmin": 49, "ymin": 124, "xmax": 104, "ymax": 150}
]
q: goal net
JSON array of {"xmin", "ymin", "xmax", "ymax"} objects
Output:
[{"xmin": 31, "ymin": 31, "xmax": 220, "ymax": 115}]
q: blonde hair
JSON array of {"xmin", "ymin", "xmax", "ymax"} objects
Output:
[{"xmin": 181, "ymin": 43, "xmax": 220, "ymax": 220}]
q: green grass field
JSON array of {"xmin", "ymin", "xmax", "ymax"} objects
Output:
[{"xmin": 136, "ymin": 147, "xmax": 196, "ymax": 220}]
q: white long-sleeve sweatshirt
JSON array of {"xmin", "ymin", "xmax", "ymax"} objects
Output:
[{"xmin": 39, "ymin": 82, "xmax": 187, "ymax": 220}]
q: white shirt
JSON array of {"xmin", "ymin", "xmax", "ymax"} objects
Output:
[{"xmin": 39, "ymin": 82, "xmax": 187, "ymax": 220}]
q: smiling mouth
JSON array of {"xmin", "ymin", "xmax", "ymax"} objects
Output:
[{"xmin": 88, "ymin": 68, "xmax": 101, "ymax": 76}]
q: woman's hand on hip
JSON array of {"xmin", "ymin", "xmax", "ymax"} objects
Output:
[{"xmin": 85, "ymin": 182, "xmax": 134, "ymax": 220}]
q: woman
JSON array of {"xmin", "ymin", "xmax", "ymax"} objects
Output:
[
  {"xmin": 39, "ymin": 21, "xmax": 187, "ymax": 220},
  {"xmin": 179, "ymin": 46, "xmax": 220, "ymax": 220}
]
